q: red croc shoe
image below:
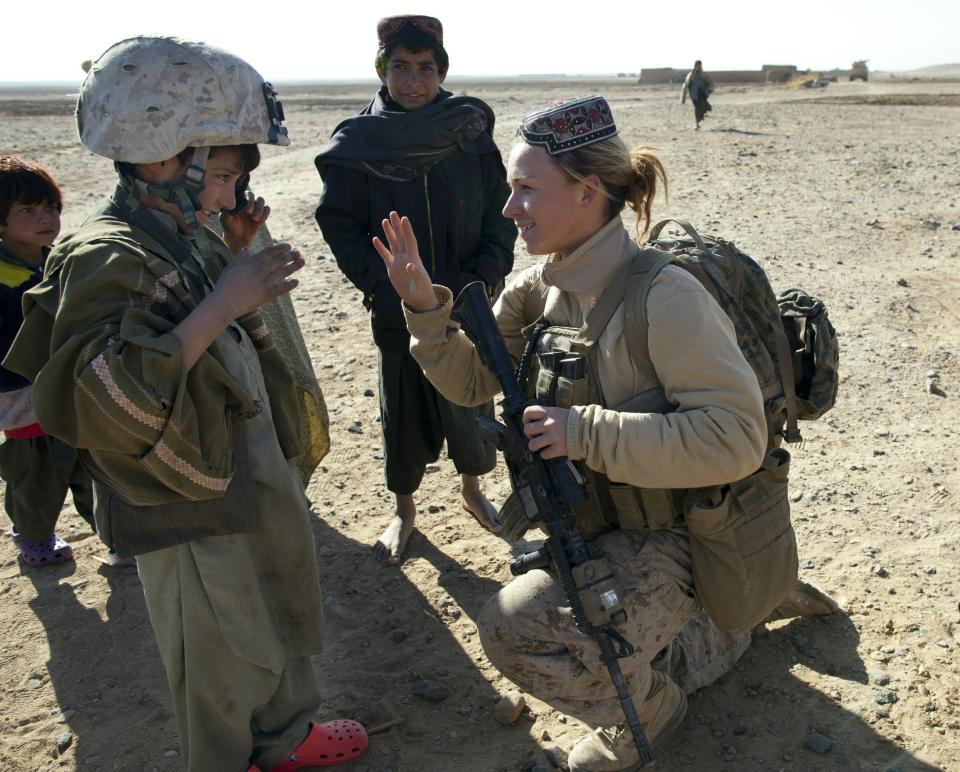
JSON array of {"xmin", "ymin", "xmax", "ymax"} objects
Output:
[{"xmin": 270, "ymin": 720, "xmax": 368, "ymax": 770}]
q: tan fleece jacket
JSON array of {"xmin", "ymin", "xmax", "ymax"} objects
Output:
[{"xmin": 406, "ymin": 217, "xmax": 766, "ymax": 489}]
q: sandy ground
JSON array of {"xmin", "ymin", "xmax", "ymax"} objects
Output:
[{"xmin": 1, "ymin": 75, "xmax": 958, "ymax": 772}]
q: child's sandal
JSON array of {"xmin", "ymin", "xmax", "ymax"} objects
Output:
[
  {"xmin": 12, "ymin": 530, "xmax": 73, "ymax": 566},
  {"xmin": 269, "ymin": 720, "xmax": 369, "ymax": 770}
]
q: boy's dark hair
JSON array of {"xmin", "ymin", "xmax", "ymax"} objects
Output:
[
  {"xmin": 375, "ymin": 25, "xmax": 449, "ymax": 77},
  {"xmin": 177, "ymin": 144, "xmax": 261, "ymax": 174},
  {"xmin": 0, "ymin": 156, "xmax": 63, "ymax": 226}
]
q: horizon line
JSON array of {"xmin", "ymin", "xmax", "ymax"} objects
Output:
[{"xmin": 2, "ymin": 61, "xmax": 957, "ymax": 89}]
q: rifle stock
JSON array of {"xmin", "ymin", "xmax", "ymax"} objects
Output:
[{"xmin": 452, "ymin": 282, "xmax": 655, "ymax": 767}]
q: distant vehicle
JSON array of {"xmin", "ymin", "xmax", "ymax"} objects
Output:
[{"xmin": 850, "ymin": 60, "xmax": 869, "ymax": 81}]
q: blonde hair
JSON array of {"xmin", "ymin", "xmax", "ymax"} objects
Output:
[{"xmin": 547, "ymin": 135, "xmax": 668, "ymax": 238}]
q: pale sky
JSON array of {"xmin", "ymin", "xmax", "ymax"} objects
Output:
[{"xmin": 2, "ymin": 0, "xmax": 956, "ymax": 84}]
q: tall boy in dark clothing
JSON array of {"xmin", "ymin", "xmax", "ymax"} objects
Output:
[
  {"xmin": 0, "ymin": 156, "xmax": 94, "ymax": 565},
  {"xmin": 315, "ymin": 15, "xmax": 516, "ymax": 564}
]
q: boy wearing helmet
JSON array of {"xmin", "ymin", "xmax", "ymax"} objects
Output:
[{"xmin": 4, "ymin": 37, "xmax": 365, "ymax": 771}]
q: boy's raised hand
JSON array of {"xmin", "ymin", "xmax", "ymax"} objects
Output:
[
  {"xmin": 372, "ymin": 211, "xmax": 438, "ymax": 312},
  {"xmin": 212, "ymin": 242, "xmax": 303, "ymax": 322}
]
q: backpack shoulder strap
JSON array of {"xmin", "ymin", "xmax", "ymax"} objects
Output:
[{"xmin": 623, "ymin": 249, "xmax": 678, "ymax": 384}]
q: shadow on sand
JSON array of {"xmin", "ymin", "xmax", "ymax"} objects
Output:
[
  {"xmin": 656, "ymin": 611, "xmax": 941, "ymax": 771},
  {"xmin": 23, "ymin": 522, "xmax": 940, "ymax": 772}
]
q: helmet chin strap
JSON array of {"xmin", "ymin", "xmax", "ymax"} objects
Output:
[
  {"xmin": 115, "ymin": 147, "xmax": 220, "ymax": 263},
  {"xmin": 116, "ymin": 146, "xmax": 211, "ymax": 236}
]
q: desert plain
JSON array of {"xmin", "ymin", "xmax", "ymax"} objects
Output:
[{"xmin": 0, "ymin": 72, "xmax": 959, "ymax": 771}]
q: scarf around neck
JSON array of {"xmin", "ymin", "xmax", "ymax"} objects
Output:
[{"xmin": 315, "ymin": 86, "xmax": 499, "ymax": 182}]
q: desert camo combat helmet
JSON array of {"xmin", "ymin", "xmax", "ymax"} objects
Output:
[
  {"xmin": 77, "ymin": 36, "xmax": 288, "ymax": 240},
  {"xmin": 77, "ymin": 36, "xmax": 288, "ymax": 163}
]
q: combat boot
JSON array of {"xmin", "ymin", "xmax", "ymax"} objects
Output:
[
  {"xmin": 568, "ymin": 671, "xmax": 687, "ymax": 771},
  {"xmin": 764, "ymin": 579, "xmax": 839, "ymax": 623}
]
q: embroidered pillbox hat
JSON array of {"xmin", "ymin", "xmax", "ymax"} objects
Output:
[
  {"xmin": 517, "ymin": 95, "xmax": 618, "ymax": 155},
  {"xmin": 377, "ymin": 15, "xmax": 444, "ymax": 47}
]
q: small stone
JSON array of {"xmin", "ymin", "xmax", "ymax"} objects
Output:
[
  {"xmin": 923, "ymin": 565, "xmax": 937, "ymax": 575},
  {"xmin": 346, "ymin": 423, "xmax": 363, "ymax": 434},
  {"xmin": 363, "ymin": 389, "xmax": 375, "ymax": 397},
  {"xmin": 57, "ymin": 709, "xmax": 75, "ymax": 723},
  {"xmin": 27, "ymin": 678, "xmax": 42, "ymax": 689},
  {"xmin": 427, "ymin": 504, "xmax": 440, "ymax": 514},
  {"xmin": 493, "ymin": 692, "xmax": 525, "ymax": 725},
  {"xmin": 928, "ymin": 381, "xmax": 947, "ymax": 397},
  {"xmin": 866, "ymin": 218, "xmax": 879, "ymax": 226},
  {"xmin": 876, "ymin": 689, "xmax": 898, "ymax": 705},
  {"xmin": 875, "ymin": 705, "xmax": 890, "ymax": 718},
  {"xmin": 412, "ymin": 678, "xmax": 449, "ymax": 703},
  {"xmin": 872, "ymin": 565, "xmax": 889, "ymax": 578},
  {"xmin": 390, "ymin": 629, "xmax": 408, "ymax": 643},
  {"xmin": 162, "ymin": 750, "xmax": 178, "ymax": 758},
  {"xmin": 540, "ymin": 729, "xmax": 551, "ymax": 741},
  {"xmin": 722, "ymin": 746, "xmax": 737, "ymax": 761},
  {"xmin": 803, "ymin": 733, "xmax": 833, "ymax": 754},
  {"xmin": 869, "ymin": 671, "xmax": 891, "ymax": 685},
  {"xmin": 789, "ymin": 490, "xmax": 804, "ymax": 503},
  {"xmin": 55, "ymin": 733, "xmax": 73, "ymax": 754},
  {"xmin": 800, "ymin": 559, "xmax": 815, "ymax": 569}
]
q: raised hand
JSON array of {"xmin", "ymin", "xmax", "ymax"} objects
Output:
[
  {"xmin": 211, "ymin": 242, "xmax": 304, "ymax": 322},
  {"xmin": 372, "ymin": 211, "xmax": 438, "ymax": 312}
]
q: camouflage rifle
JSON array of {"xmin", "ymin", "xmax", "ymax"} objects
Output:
[{"xmin": 452, "ymin": 281, "xmax": 655, "ymax": 767}]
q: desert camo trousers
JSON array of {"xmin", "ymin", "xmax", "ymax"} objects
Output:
[{"xmin": 478, "ymin": 528, "xmax": 751, "ymax": 728}]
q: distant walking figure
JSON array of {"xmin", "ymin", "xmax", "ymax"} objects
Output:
[{"xmin": 681, "ymin": 60, "xmax": 714, "ymax": 129}]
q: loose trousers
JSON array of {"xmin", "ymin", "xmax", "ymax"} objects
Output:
[
  {"xmin": 0, "ymin": 434, "xmax": 94, "ymax": 541},
  {"xmin": 138, "ymin": 535, "xmax": 323, "ymax": 772},
  {"xmin": 378, "ymin": 347, "xmax": 496, "ymax": 495}
]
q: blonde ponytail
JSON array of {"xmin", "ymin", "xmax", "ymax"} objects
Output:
[{"xmin": 624, "ymin": 148, "xmax": 668, "ymax": 238}]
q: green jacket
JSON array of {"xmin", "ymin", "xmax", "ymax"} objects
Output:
[{"xmin": 4, "ymin": 190, "xmax": 301, "ymax": 509}]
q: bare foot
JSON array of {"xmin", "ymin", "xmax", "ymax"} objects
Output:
[
  {"xmin": 373, "ymin": 495, "xmax": 416, "ymax": 565},
  {"xmin": 460, "ymin": 475, "xmax": 503, "ymax": 535}
]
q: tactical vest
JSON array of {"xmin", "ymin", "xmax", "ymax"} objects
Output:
[{"xmin": 520, "ymin": 245, "xmax": 685, "ymax": 540}]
